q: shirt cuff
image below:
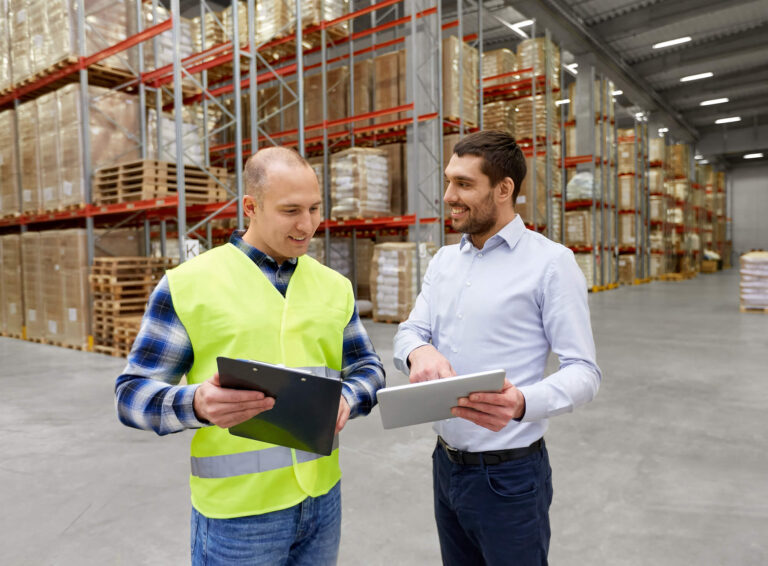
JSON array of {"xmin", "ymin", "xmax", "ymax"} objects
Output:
[
  {"xmin": 394, "ymin": 339, "xmax": 430, "ymax": 375},
  {"xmin": 517, "ymin": 384, "xmax": 548, "ymax": 422},
  {"xmin": 179, "ymin": 383, "xmax": 210, "ymax": 428}
]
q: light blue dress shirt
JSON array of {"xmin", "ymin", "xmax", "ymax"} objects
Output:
[{"xmin": 394, "ymin": 215, "xmax": 601, "ymax": 452}]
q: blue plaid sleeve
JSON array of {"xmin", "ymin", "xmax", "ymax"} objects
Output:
[
  {"xmin": 340, "ymin": 305, "xmax": 386, "ymax": 418},
  {"xmin": 114, "ymin": 275, "xmax": 205, "ymax": 435}
]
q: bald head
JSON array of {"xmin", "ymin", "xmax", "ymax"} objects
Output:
[{"xmin": 244, "ymin": 146, "xmax": 312, "ymax": 204}]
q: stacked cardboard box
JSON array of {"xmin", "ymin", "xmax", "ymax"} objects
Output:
[
  {"xmin": 374, "ymin": 50, "xmax": 406, "ymax": 125},
  {"xmin": 618, "ymin": 254, "xmax": 635, "ymax": 285},
  {"xmin": 565, "ymin": 209, "xmax": 602, "ymax": 248},
  {"xmin": 147, "ymin": 108, "xmax": 205, "ymax": 166},
  {"xmin": 0, "ymin": 110, "xmax": 18, "ymax": 217},
  {"xmin": 370, "ymin": 242, "xmax": 435, "ymax": 322},
  {"xmin": 649, "ymin": 138, "xmax": 665, "ymax": 164},
  {"xmin": 517, "ymin": 154, "xmax": 561, "ymax": 228},
  {"xmin": 330, "ymin": 147, "xmax": 389, "ymax": 219},
  {"xmin": 443, "ymin": 37, "xmax": 478, "ymax": 125},
  {"xmin": 18, "ymin": 100, "xmax": 41, "ymax": 213},
  {"xmin": 618, "ymin": 176, "xmax": 637, "ymax": 210},
  {"xmin": 0, "ymin": 2, "xmax": 10, "ymax": 90},
  {"xmin": 573, "ymin": 253, "xmax": 595, "ymax": 288},
  {"xmin": 668, "ymin": 144, "xmax": 690, "ymax": 179},
  {"xmin": 326, "ymin": 237, "xmax": 374, "ymax": 300},
  {"xmin": 142, "ymin": 4, "xmax": 195, "ymax": 71},
  {"xmin": 515, "ymin": 94, "xmax": 558, "ymax": 140},
  {"xmin": 482, "ymin": 101, "xmax": 515, "ymax": 134},
  {"xmin": 482, "ymin": 48, "xmax": 517, "ymax": 87},
  {"xmin": 0, "ymin": 234, "xmax": 23, "ymax": 337},
  {"xmin": 10, "ymin": 0, "xmax": 132, "ymax": 84},
  {"xmin": 517, "ymin": 37, "xmax": 560, "ymax": 88},
  {"xmin": 739, "ymin": 252, "xmax": 768, "ymax": 310},
  {"xmin": 21, "ymin": 229, "xmax": 90, "ymax": 348},
  {"xmin": 619, "ymin": 213, "xmax": 636, "ymax": 248}
]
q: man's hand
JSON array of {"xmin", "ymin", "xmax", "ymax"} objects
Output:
[
  {"xmin": 335, "ymin": 396, "xmax": 351, "ymax": 434},
  {"xmin": 450, "ymin": 380, "xmax": 525, "ymax": 432},
  {"xmin": 407, "ymin": 345, "xmax": 456, "ymax": 383},
  {"xmin": 193, "ymin": 373, "xmax": 275, "ymax": 428}
]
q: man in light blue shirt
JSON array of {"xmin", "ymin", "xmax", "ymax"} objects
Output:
[{"xmin": 394, "ymin": 130, "xmax": 601, "ymax": 566}]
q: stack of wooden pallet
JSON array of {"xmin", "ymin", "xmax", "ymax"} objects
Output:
[
  {"xmin": 92, "ymin": 159, "xmax": 229, "ymax": 206},
  {"xmin": 90, "ymin": 257, "xmax": 175, "ymax": 357}
]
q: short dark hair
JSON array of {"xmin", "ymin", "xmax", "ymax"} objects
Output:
[{"xmin": 452, "ymin": 130, "xmax": 527, "ymax": 204}]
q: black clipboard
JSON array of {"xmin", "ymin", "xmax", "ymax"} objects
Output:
[{"xmin": 216, "ymin": 357, "xmax": 342, "ymax": 456}]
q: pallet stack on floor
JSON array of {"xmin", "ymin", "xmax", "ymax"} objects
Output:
[
  {"xmin": 90, "ymin": 257, "xmax": 174, "ymax": 357},
  {"xmin": 370, "ymin": 242, "xmax": 436, "ymax": 323},
  {"xmin": 739, "ymin": 252, "xmax": 768, "ymax": 313}
]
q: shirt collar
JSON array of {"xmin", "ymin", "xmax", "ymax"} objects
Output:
[
  {"xmin": 458, "ymin": 214, "xmax": 526, "ymax": 253},
  {"xmin": 230, "ymin": 229, "xmax": 298, "ymax": 269}
]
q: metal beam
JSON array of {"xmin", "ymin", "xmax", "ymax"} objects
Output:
[
  {"xmin": 509, "ymin": 0, "xmax": 699, "ymax": 142},
  {"xmin": 697, "ymin": 123, "xmax": 768, "ymax": 156},
  {"xmin": 587, "ymin": 0, "xmax": 757, "ymax": 41},
  {"xmin": 630, "ymin": 25, "xmax": 768, "ymax": 76}
]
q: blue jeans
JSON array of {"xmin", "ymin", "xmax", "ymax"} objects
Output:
[
  {"xmin": 433, "ymin": 440, "xmax": 553, "ymax": 566},
  {"xmin": 190, "ymin": 482, "xmax": 341, "ymax": 566}
]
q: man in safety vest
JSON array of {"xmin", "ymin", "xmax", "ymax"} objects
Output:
[{"xmin": 115, "ymin": 146, "xmax": 385, "ymax": 565}]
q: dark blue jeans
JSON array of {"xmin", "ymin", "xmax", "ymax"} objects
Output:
[
  {"xmin": 433, "ymin": 439, "xmax": 553, "ymax": 566},
  {"xmin": 190, "ymin": 482, "xmax": 341, "ymax": 566}
]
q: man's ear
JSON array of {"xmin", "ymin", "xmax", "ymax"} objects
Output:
[
  {"xmin": 496, "ymin": 177, "xmax": 515, "ymax": 204},
  {"xmin": 243, "ymin": 194, "xmax": 258, "ymax": 218}
]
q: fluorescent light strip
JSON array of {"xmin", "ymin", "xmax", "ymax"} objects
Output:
[
  {"xmin": 694, "ymin": 154, "xmax": 703, "ymax": 160},
  {"xmin": 612, "ymin": 90, "xmax": 623, "ymax": 96},
  {"xmin": 700, "ymin": 98, "xmax": 728, "ymax": 106},
  {"xmin": 680, "ymin": 72, "xmax": 713, "ymax": 82},
  {"xmin": 699, "ymin": 160, "xmax": 709, "ymax": 164},
  {"xmin": 658, "ymin": 127, "xmax": 669, "ymax": 133},
  {"xmin": 564, "ymin": 63, "xmax": 578, "ymax": 76},
  {"xmin": 555, "ymin": 99, "xmax": 570, "ymax": 106},
  {"xmin": 715, "ymin": 117, "xmax": 741, "ymax": 124},
  {"xmin": 509, "ymin": 19, "xmax": 533, "ymax": 39},
  {"xmin": 744, "ymin": 153, "xmax": 764, "ymax": 159},
  {"xmin": 653, "ymin": 36, "xmax": 691, "ymax": 49}
]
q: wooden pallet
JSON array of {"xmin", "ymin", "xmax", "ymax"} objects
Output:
[
  {"xmin": 659, "ymin": 271, "xmax": 696, "ymax": 282},
  {"xmin": 94, "ymin": 344, "xmax": 130, "ymax": 358},
  {"xmin": 0, "ymin": 331, "xmax": 23, "ymax": 340},
  {"xmin": 739, "ymin": 305, "xmax": 768, "ymax": 314}
]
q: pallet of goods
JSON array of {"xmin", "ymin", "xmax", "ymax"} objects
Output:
[
  {"xmin": 90, "ymin": 257, "xmax": 175, "ymax": 357},
  {"xmin": 370, "ymin": 242, "xmax": 435, "ymax": 323},
  {"xmin": 739, "ymin": 251, "xmax": 768, "ymax": 313},
  {"xmin": 92, "ymin": 159, "xmax": 229, "ymax": 205}
]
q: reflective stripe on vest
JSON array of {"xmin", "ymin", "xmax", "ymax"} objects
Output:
[{"xmin": 191, "ymin": 437, "xmax": 341, "ymax": 479}]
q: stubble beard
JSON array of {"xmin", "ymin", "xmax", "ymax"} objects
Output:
[{"xmin": 451, "ymin": 190, "xmax": 497, "ymax": 236}]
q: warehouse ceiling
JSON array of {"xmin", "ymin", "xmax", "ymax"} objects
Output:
[{"xmin": 503, "ymin": 0, "xmax": 768, "ymax": 167}]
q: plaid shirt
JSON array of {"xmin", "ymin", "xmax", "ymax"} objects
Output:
[{"xmin": 115, "ymin": 231, "xmax": 385, "ymax": 435}]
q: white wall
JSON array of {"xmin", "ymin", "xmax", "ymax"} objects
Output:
[{"xmin": 731, "ymin": 163, "xmax": 768, "ymax": 256}]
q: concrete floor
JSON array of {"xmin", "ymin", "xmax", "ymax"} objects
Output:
[{"xmin": 2, "ymin": 268, "xmax": 767, "ymax": 565}]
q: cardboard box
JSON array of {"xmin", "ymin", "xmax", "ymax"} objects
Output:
[
  {"xmin": 0, "ymin": 234, "xmax": 23, "ymax": 335},
  {"xmin": 701, "ymin": 259, "xmax": 718, "ymax": 273},
  {"xmin": 370, "ymin": 242, "xmax": 435, "ymax": 321},
  {"xmin": 516, "ymin": 37, "xmax": 560, "ymax": 89},
  {"xmin": 443, "ymin": 37, "xmax": 478, "ymax": 126},
  {"xmin": 565, "ymin": 210, "xmax": 601, "ymax": 248},
  {"xmin": 618, "ymin": 254, "xmax": 636, "ymax": 284},
  {"xmin": 373, "ymin": 51, "xmax": 406, "ymax": 125},
  {"xmin": 482, "ymin": 48, "xmax": 517, "ymax": 87},
  {"xmin": 619, "ymin": 214, "xmax": 636, "ymax": 248},
  {"xmin": 330, "ymin": 147, "xmax": 390, "ymax": 219},
  {"xmin": 0, "ymin": 110, "xmax": 19, "ymax": 216},
  {"xmin": 619, "ymin": 176, "xmax": 636, "ymax": 210}
]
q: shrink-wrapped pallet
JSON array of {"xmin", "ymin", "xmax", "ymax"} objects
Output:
[
  {"xmin": 443, "ymin": 37, "xmax": 478, "ymax": 126},
  {"xmin": 306, "ymin": 237, "xmax": 325, "ymax": 265},
  {"xmin": 618, "ymin": 254, "xmax": 636, "ymax": 285},
  {"xmin": 517, "ymin": 154, "xmax": 561, "ymax": 227},
  {"xmin": 482, "ymin": 100, "xmax": 515, "ymax": 134},
  {"xmin": 619, "ymin": 176, "xmax": 636, "ymax": 210},
  {"xmin": 147, "ymin": 108, "xmax": 205, "ymax": 166},
  {"xmin": 517, "ymin": 37, "xmax": 560, "ymax": 88},
  {"xmin": 515, "ymin": 94, "xmax": 559, "ymax": 140},
  {"xmin": 667, "ymin": 206, "xmax": 683, "ymax": 225},
  {"xmin": 0, "ymin": 1, "xmax": 10, "ymax": 90},
  {"xmin": 381, "ymin": 143, "xmax": 406, "ymax": 215},
  {"xmin": 649, "ymin": 138, "xmax": 665, "ymax": 164},
  {"xmin": 330, "ymin": 147, "xmax": 389, "ymax": 219},
  {"xmin": 374, "ymin": 50, "xmax": 406, "ymax": 125},
  {"xmin": 191, "ymin": 10, "xmax": 227, "ymax": 51},
  {"xmin": 672, "ymin": 179, "xmax": 688, "ymax": 202},
  {"xmin": 370, "ymin": 242, "xmax": 435, "ymax": 322},
  {"xmin": 37, "ymin": 93, "xmax": 61, "ymax": 211},
  {"xmin": 668, "ymin": 144, "xmax": 690, "ymax": 179},
  {"xmin": 482, "ymin": 48, "xmax": 517, "ymax": 87},
  {"xmin": 0, "ymin": 234, "xmax": 23, "ymax": 336},
  {"xmin": 619, "ymin": 213, "xmax": 636, "ymax": 248},
  {"xmin": 739, "ymin": 252, "xmax": 768, "ymax": 310},
  {"xmin": 21, "ymin": 231, "xmax": 44, "ymax": 339},
  {"xmin": 565, "ymin": 210, "xmax": 601, "ymax": 248},
  {"xmin": 649, "ymin": 195, "xmax": 664, "ymax": 222},
  {"xmin": 18, "ymin": 100, "xmax": 41, "ymax": 214},
  {"xmin": 567, "ymin": 80, "xmax": 615, "ymax": 121},
  {"xmin": 0, "ymin": 110, "xmax": 19, "ymax": 216},
  {"xmin": 327, "ymin": 237, "xmax": 374, "ymax": 300},
  {"xmin": 90, "ymin": 87, "xmax": 141, "ymax": 170},
  {"xmin": 617, "ymin": 142, "xmax": 635, "ymax": 174},
  {"xmin": 649, "ymin": 168, "xmax": 664, "ymax": 195},
  {"xmin": 142, "ymin": 4, "xmax": 195, "ymax": 71},
  {"xmin": 650, "ymin": 253, "xmax": 664, "ymax": 277}
]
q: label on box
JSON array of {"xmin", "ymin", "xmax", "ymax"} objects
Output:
[
  {"xmin": 48, "ymin": 320, "xmax": 58, "ymax": 335},
  {"xmin": 9, "ymin": 303, "xmax": 16, "ymax": 315},
  {"xmin": 68, "ymin": 308, "xmax": 77, "ymax": 322},
  {"xmin": 23, "ymin": 189, "xmax": 31, "ymax": 202},
  {"xmin": 518, "ymin": 195, "xmax": 526, "ymax": 204},
  {"xmin": 43, "ymin": 187, "xmax": 54, "ymax": 202},
  {"xmin": 28, "ymin": 309, "xmax": 36, "ymax": 322},
  {"xmin": 17, "ymin": 9, "xmax": 26, "ymax": 23},
  {"xmin": 54, "ymin": 264, "xmax": 60, "ymax": 271},
  {"xmin": 62, "ymin": 181, "xmax": 72, "ymax": 196},
  {"xmin": 32, "ymin": 35, "xmax": 43, "ymax": 49}
]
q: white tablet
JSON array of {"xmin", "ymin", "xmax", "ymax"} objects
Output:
[{"xmin": 377, "ymin": 369, "xmax": 506, "ymax": 429}]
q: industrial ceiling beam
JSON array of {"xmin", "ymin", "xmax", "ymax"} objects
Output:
[
  {"xmin": 586, "ymin": 0, "xmax": 756, "ymax": 42},
  {"xmin": 659, "ymin": 68, "xmax": 768, "ymax": 102},
  {"xmin": 509, "ymin": 0, "xmax": 699, "ymax": 142},
  {"xmin": 630, "ymin": 24, "xmax": 768, "ymax": 75}
]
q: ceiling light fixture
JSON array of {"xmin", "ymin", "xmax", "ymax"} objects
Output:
[
  {"xmin": 503, "ymin": 18, "xmax": 533, "ymax": 39},
  {"xmin": 694, "ymin": 154, "xmax": 703, "ymax": 160},
  {"xmin": 564, "ymin": 63, "xmax": 578, "ymax": 76},
  {"xmin": 680, "ymin": 72, "xmax": 713, "ymax": 82},
  {"xmin": 653, "ymin": 36, "xmax": 692, "ymax": 49},
  {"xmin": 744, "ymin": 153, "xmax": 764, "ymax": 159},
  {"xmin": 612, "ymin": 90, "xmax": 623, "ymax": 96},
  {"xmin": 700, "ymin": 98, "xmax": 729, "ymax": 106},
  {"xmin": 715, "ymin": 117, "xmax": 741, "ymax": 124},
  {"xmin": 658, "ymin": 127, "xmax": 669, "ymax": 133},
  {"xmin": 555, "ymin": 99, "xmax": 570, "ymax": 106},
  {"xmin": 699, "ymin": 160, "xmax": 709, "ymax": 164}
]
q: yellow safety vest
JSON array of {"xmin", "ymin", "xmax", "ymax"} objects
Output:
[{"xmin": 166, "ymin": 242, "xmax": 354, "ymax": 519}]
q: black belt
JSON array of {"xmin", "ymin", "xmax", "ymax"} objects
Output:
[{"xmin": 438, "ymin": 436, "xmax": 543, "ymax": 466}]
